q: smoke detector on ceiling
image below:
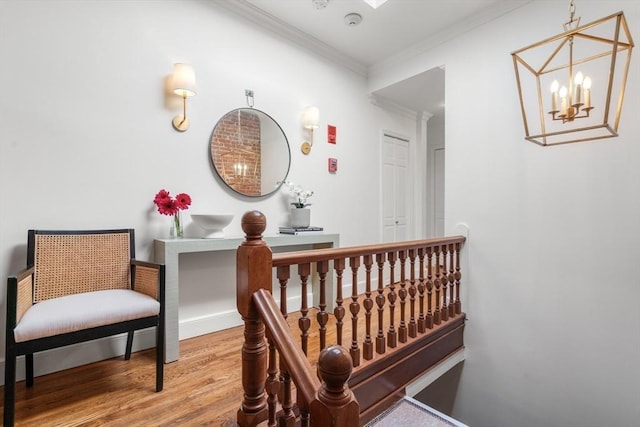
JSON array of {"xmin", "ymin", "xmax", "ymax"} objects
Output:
[
  {"xmin": 344, "ymin": 13, "xmax": 363, "ymax": 27},
  {"xmin": 312, "ymin": 0, "xmax": 329, "ymax": 9}
]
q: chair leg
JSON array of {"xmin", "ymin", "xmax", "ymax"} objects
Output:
[
  {"xmin": 156, "ymin": 318, "xmax": 164, "ymax": 392},
  {"xmin": 25, "ymin": 353, "xmax": 34, "ymax": 387},
  {"xmin": 125, "ymin": 331, "xmax": 134, "ymax": 360},
  {"xmin": 4, "ymin": 347, "xmax": 17, "ymax": 426}
]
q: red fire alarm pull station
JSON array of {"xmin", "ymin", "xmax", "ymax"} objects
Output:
[
  {"xmin": 328, "ymin": 125, "xmax": 336, "ymax": 144},
  {"xmin": 328, "ymin": 158, "xmax": 338, "ymax": 173}
]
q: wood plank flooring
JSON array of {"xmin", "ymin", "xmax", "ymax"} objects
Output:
[
  {"xmin": 1, "ymin": 289, "xmax": 452, "ymax": 426},
  {"xmin": 1, "ymin": 324, "xmax": 246, "ymax": 426}
]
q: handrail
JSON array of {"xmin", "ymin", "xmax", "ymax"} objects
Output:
[
  {"xmin": 253, "ymin": 288, "xmax": 320, "ymax": 405},
  {"xmin": 254, "ymin": 288, "xmax": 360, "ymax": 425},
  {"xmin": 236, "ymin": 210, "xmax": 463, "ymax": 425},
  {"xmin": 272, "ymin": 236, "xmax": 466, "ymax": 266}
]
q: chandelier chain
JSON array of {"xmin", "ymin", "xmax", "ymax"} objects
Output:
[
  {"xmin": 564, "ymin": 0, "xmax": 580, "ymax": 31},
  {"xmin": 569, "ymin": 0, "xmax": 575, "ymax": 21}
]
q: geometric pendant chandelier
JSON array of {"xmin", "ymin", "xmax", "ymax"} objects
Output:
[{"xmin": 512, "ymin": 1, "xmax": 634, "ymax": 146}]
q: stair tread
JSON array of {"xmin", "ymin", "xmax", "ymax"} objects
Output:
[{"xmin": 365, "ymin": 396, "xmax": 467, "ymax": 427}]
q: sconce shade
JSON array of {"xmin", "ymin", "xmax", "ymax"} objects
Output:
[
  {"xmin": 303, "ymin": 106, "xmax": 319, "ymax": 129},
  {"xmin": 512, "ymin": 11, "xmax": 633, "ymax": 146},
  {"xmin": 172, "ymin": 63, "xmax": 196, "ymax": 97}
]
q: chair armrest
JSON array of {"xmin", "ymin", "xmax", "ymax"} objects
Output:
[
  {"xmin": 6, "ymin": 266, "xmax": 35, "ymax": 329},
  {"xmin": 131, "ymin": 259, "xmax": 165, "ymax": 301}
]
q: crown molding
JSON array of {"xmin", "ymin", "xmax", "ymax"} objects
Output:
[
  {"xmin": 369, "ymin": 0, "xmax": 533, "ymax": 77},
  {"xmin": 212, "ymin": 0, "xmax": 533, "ymax": 82},
  {"xmin": 212, "ymin": 0, "xmax": 368, "ymax": 77},
  {"xmin": 368, "ymin": 94, "xmax": 431, "ymax": 121}
]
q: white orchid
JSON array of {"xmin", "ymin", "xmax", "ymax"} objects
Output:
[{"xmin": 278, "ymin": 181, "xmax": 314, "ymax": 208}]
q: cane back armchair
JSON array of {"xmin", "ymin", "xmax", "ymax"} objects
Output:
[{"xmin": 4, "ymin": 229, "xmax": 165, "ymax": 425}]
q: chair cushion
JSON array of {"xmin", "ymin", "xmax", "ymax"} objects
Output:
[{"xmin": 14, "ymin": 289, "xmax": 160, "ymax": 343}]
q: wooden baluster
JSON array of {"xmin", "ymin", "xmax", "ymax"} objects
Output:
[
  {"xmin": 440, "ymin": 245, "xmax": 449, "ymax": 322},
  {"xmin": 333, "ymin": 258, "xmax": 346, "ymax": 346},
  {"xmin": 408, "ymin": 249, "xmax": 417, "ymax": 338},
  {"xmin": 398, "ymin": 250, "xmax": 408, "ymax": 343},
  {"xmin": 455, "ymin": 242, "xmax": 462, "ymax": 315},
  {"xmin": 279, "ymin": 361, "xmax": 295, "ymax": 427},
  {"xmin": 236, "ymin": 211, "xmax": 270, "ymax": 426},
  {"xmin": 316, "ymin": 260, "xmax": 329, "ymax": 350},
  {"xmin": 298, "ymin": 263, "xmax": 311, "ymax": 356},
  {"xmin": 426, "ymin": 247, "xmax": 434, "ymax": 329},
  {"xmin": 310, "ymin": 345, "xmax": 359, "ymax": 426},
  {"xmin": 448, "ymin": 244, "xmax": 456, "ymax": 318},
  {"xmin": 300, "ymin": 401, "xmax": 310, "ymax": 427},
  {"xmin": 417, "ymin": 247, "xmax": 426, "ymax": 333},
  {"xmin": 349, "ymin": 256, "xmax": 361, "ymax": 367},
  {"xmin": 296, "ymin": 263, "xmax": 313, "ymax": 427},
  {"xmin": 434, "ymin": 246, "xmax": 442, "ymax": 325},
  {"xmin": 276, "ymin": 266, "xmax": 294, "ymax": 426},
  {"xmin": 362, "ymin": 255, "xmax": 374, "ymax": 360},
  {"xmin": 375, "ymin": 253, "xmax": 386, "ymax": 354},
  {"xmin": 387, "ymin": 251, "xmax": 398, "ymax": 348},
  {"xmin": 277, "ymin": 266, "xmax": 290, "ymax": 316},
  {"xmin": 265, "ymin": 336, "xmax": 279, "ymax": 427}
]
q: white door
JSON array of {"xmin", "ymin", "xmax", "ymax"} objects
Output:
[{"xmin": 382, "ymin": 134, "xmax": 410, "ymax": 243}]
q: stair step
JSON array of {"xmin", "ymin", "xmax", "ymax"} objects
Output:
[{"xmin": 365, "ymin": 396, "xmax": 467, "ymax": 427}]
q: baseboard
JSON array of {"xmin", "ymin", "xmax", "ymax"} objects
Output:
[
  {"xmin": 179, "ymin": 292, "xmax": 311, "ymax": 340},
  {"xmin": 179, "ymin": 310, "xmax": 243, "ymax": 340}
]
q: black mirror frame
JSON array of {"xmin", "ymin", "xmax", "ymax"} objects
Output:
[{"xmin": 210, "ymin": 108, "xmax": 291, "ymax": 197}]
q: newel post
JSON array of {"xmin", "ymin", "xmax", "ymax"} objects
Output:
[
  {"xmin": 237, "ymin": 211, "xmax": 272, "ymax": 426},
  {"xmin": 310, "ymin": 345, "xmax": 360, "ymax": 426}
]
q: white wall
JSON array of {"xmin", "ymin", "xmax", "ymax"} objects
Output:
[
  {"xmin": 372, "ymin": 1, "xmax": 640, "ymax": 426},
  {"xmin": 0, "ymin": 0, "xmax": 418, "ymax": 379},
  {"xmin": 4, "ymin": 1, "xmax": 637, "ymax": 426}
]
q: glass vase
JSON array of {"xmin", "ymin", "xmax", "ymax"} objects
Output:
[{"xmin": 172, "ymin": 211, "xmax": 184, "ymax": 238}]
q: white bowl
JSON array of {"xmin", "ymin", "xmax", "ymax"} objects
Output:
[{"xmin": 190, "ymin": 214, "xmax": 234, "ymax": 238}]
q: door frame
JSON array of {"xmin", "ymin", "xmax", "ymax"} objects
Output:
[
  {"xmin": 379, "ymin": 128, "xmax": 427, "ymax": 241},
  {"xmin": 427, "ymin": 143, "xmax": 445, "ymax": 237}
]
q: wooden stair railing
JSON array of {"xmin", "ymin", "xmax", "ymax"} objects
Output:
[
  {"xmin": 237, "ymin": 211, "xmax": 359, "ymax": 426},
  {"xmin": 253, "ymin": 288, "xmax": 359, "ymax": 426},
  {"xmin": 236, "ymin": 211, "xmax": 466, "ymax": 426}
]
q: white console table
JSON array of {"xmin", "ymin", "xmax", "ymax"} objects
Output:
[{"xmin": 154, "ymin": 233, "xmax": 339, "ymax": 363}]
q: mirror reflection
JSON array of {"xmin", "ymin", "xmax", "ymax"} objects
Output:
[{"xmin": 210, "ymin": 108, "xmax": 290, "ymax": 197}]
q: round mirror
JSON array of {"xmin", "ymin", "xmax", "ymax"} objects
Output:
[{"xmin": 210, "ymin": 108, "xmax": 291, "ymax": 197}]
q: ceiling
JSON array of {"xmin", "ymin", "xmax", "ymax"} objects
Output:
[{"xmin": 216, "ymin": 0, "xmax": 531, "ymax": 117}]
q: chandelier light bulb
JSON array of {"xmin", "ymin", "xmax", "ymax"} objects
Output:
[
  {"xmin": 550, "ymin": 80, "xmax": 560, "ymax": 112},
  {"xmin": 559, "ymin": 86, "xmax": 568, "ymax": 116},
  {"xmin": 583, "ymin": 76, "xmax": 592, "ymax": 109},
  {"xmin": 559, "ymin": 86, "xmax": 568, "ymax": 98},
  {"xmin": 574, "ymin": 71, "xmax": 584, "ymax": 85},
  {"xmin": 573, "ymin": 71, "xmax": 584, "ymax": 106}
]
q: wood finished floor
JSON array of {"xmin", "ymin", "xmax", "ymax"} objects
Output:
[
  {"xmin": 1, "ymin": 289, "xmax": 452, "ymax": 426},
  {"xmin": 1, "ymin": 324, "xmax": 245, "ymax": 427}
]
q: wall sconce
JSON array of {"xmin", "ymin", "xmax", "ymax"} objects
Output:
[
  {"xmin": 171, "ymin": 63, "xmax": 196, "ymax": 132},
  {"xmin": 301, "ymin": 106, "xmax": 319, "ymax": 154},
  {"xmin": 511, "ymin": 1, "xmax": 633, "ymax": 146}
]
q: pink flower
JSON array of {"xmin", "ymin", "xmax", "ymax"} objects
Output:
[
  {"xmin": 175, "ymin": 193, "xmax": 192, "ymax": 210},
  {"xmin": 153, "ymin": 189, "xmax": 191, "ymax": 216},
  {"xmin": 154, "ymin": 189, "xmax": 170, "ymax": 203}
]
